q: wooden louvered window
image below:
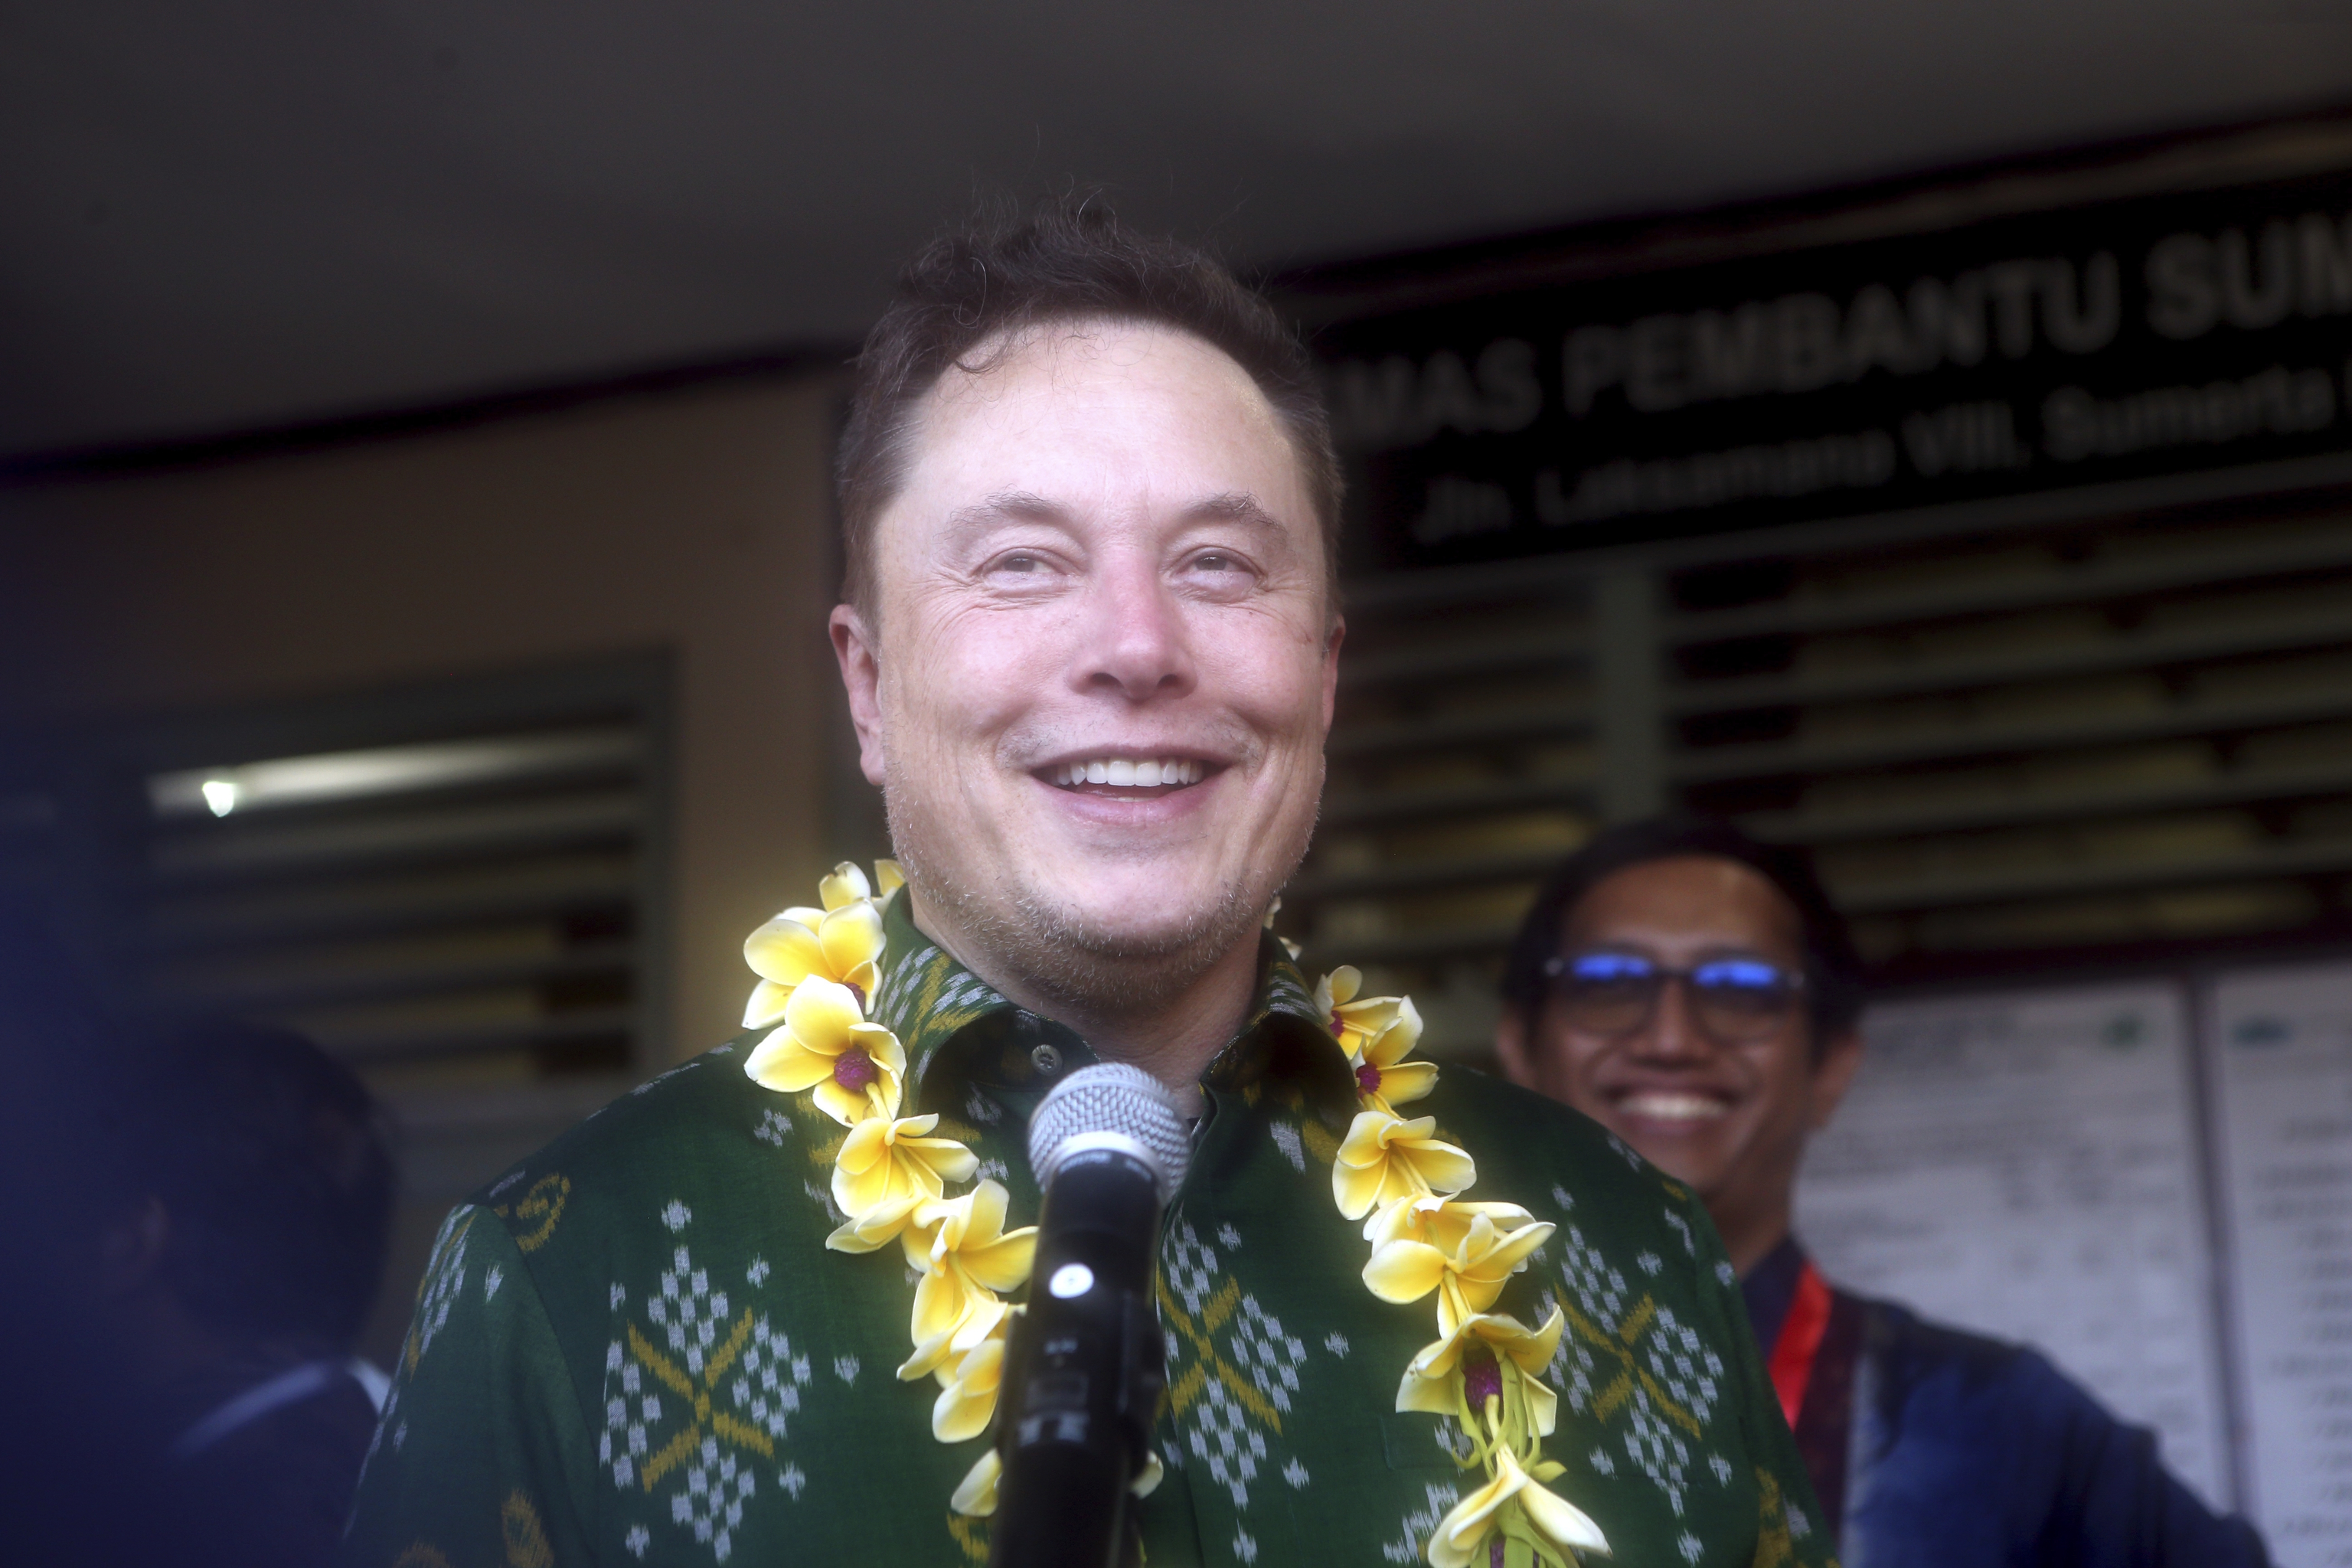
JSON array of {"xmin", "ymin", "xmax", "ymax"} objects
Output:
[
  {"xmin": 0, "ymin": 655, "xmax": 680, "ymax": 1200},
  {"xmin": 109, "ymin": 658, "xmax": 672, "ymax": 1114},
  {"xmin": 1671, "ymin": 492, "xmax": 2352, "ymax": 976},
  {"xmin": 1295, "ymin": 485, "xmax": 2352, "ymax": 1054},
  {"xmin": 1293, "ymin": 573, "xmax": 1599, "ymax": 1050}
]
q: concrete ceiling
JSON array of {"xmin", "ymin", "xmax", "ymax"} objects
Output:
[{"xmin": 5, "ymin": 2, "xmax": 2350, "ymax": 463}]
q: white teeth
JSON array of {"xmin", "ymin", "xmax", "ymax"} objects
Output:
[
  {"xmin": 1620, "ymin": 1092, "xmax": 1728, "ymax": 1122},
  {"xmin": 1054, "ymin": 758, "xmax": 1200, "ymax": 789}
]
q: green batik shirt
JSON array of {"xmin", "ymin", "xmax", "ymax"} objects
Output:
[{"xmin": 340, "ymin": 893, "xmax": 1836, "ymax": 1568}]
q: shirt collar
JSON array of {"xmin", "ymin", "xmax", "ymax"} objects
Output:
[{"xmin": 869, "ymin": 888, "xmax": 1354, "ymax": 1117}]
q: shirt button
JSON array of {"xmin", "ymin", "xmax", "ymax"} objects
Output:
[{"xmin": 1030, "ymin": 1042, "xmax": 1063, "ymax": 1076}]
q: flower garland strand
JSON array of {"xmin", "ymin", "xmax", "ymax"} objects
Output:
[
  {"xmin": 1321, "ymin": 967, "xmax": 1611, "ymax": 1568},
  {"xmin": 740, "ymin": 864, "xmax": 1611, "ymax": 1566}
]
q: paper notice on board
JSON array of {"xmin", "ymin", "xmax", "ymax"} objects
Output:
[
  {"xmin": 1792, "ymin": 982, "xmax": 2232, "ymax": 1509},
  {"xmin": 2207, "ymin": 963, "xmax": 2352, "ymax": 1567}
]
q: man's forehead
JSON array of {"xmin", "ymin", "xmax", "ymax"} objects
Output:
[
  {"xmin": 879, "ymin": 319, "xmax": 1315, "ymax": 543},
  {"xmin": 1566, "ymin": 856, "xmax": 1805, "ymax": 954},
  {"xmin": 908, "ymin": 319, "xmax": 1282, "ymax": 452}
]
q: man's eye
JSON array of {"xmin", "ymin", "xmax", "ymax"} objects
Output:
[{"xmin": 994, "ymin": 554, "xmax": 1043, "ymax": 573}]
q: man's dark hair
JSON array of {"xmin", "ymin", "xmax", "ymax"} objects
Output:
[
  {"xmin": 1501, "ymin": 816, "xmax": 1867, "ymax": 1054},
  {"xmin": 836, "ymin": 194, "xmax": 1344, "ymax": 616},
  {"xmin": 131, "ymin": 1021, "xmax": 397, "ymax": 1351}
]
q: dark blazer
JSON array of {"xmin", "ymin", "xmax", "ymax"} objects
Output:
[{"xmin": 1748, "ymin": 1243, "xmax": 2269, "ymax": 1568}]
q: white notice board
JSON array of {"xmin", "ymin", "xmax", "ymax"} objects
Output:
[
  {"xmin": 2205, "ymin": 963, "xmax": 2352, "ymax": 1567},
  {"xmin": 1792, "ymin": 981, "xmax": 2233, "ymax": 1510}
]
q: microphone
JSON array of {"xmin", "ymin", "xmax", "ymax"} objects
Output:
[{"xmin": 990, "ymin": 1063, "xmax": 1191, "ymax": 1568}]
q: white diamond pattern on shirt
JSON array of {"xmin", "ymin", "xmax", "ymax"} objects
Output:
[
  {"xmin": 1157, "ymin": 1215, "xmax": 1322, "ymax": 1516},
  {"xmin": 650, "ymin": 1246, "xmax": 730, "ymax": 1376},
  {"xmin": 597, "ymin": 1233, "xmax": 814, "ymax": 1563},
  {"xmin": 404, "ymin": 1209, "xmax": 475, "ymax": 1370},
  {"xmin": 1225, "ymin": 1295, "xmax": 1308, "ymax": 1416},
  {"xmin": 1187, "ymin": 1373, "xmax": 1272, "ymax": 1506},
  {"xmin": 1379, "ymin": 1481, "xmax": 1463, "ymax": 1565},
  {"xmin": 1544, "ymin": 1222, "xmax": 1725, "ymax": 1517},
  {"xmin": 668, "ymin": 1434, "xmax": 758, "ymax": 1560}
]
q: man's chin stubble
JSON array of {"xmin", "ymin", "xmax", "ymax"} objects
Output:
[{"xmin": 884, "ymin": 790, "xmax": 1301, "ymax": 1021}]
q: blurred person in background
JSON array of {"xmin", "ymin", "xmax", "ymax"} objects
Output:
[
  {"xmin": 0, "ymin": 904, "xmax": 194, "ymax": 1567},
  {"xmin": 0, "ymin": 898, "xmax": 394, "ymax": 1568},
  {"xmin": 1495, "ymin": 817, "xmax": 2267, "ymax": 1568},
  {"xmin": 116, "ymin": 1020, "xmax": 398, "ymax": 1568}
]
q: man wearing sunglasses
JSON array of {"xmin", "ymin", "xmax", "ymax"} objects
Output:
[{"xmin": 1496, "ymin": 816, "xmax": 2268, "ymax": 1568}]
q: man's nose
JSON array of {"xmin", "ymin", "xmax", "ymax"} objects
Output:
[
  {"xmin": 1627, "ymin": 978, "xmax": 1713, "ymax": 1064},
  {"xmin": 1076, "ymin": 553, "xmax": 1196, "ymax": 701}
]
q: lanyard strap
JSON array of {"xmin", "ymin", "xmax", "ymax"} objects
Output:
[{"xmin": 1768, "ymin": 1259, "xmax": 1833, "ymax": 1429}]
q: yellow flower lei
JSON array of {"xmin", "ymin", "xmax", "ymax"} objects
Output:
[{"xmin": 740, "ymin": 863, "xmax": 1611, "ymax": 1567}]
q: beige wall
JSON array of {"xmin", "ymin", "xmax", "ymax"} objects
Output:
[
  {"xmin": 0, "ymin": 370, "xmax": 848, "ymax": 1065},
  {"xmin": 2, "ymin": 372, "xmax": 861, "ymax": 1362}
]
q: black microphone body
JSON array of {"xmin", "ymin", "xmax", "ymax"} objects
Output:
[
  {"xmin": 991, "ymin": 1063, "xmax": 1191, "ymax": 1568},
  {"xmin": 989, "ymin": 1142, "xmax": 1165, "ymax": 1568}
]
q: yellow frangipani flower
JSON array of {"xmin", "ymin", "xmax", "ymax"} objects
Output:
[
  {"xmin": 1333, "ymin": 1109, "xmax": 1478, "ymax": 1220},
  {"xmin": 825, "ymin": 1198, "xmax": 926, "ymax": 1256},
  {"xmin": 1364, "ymin": 1195, "xmax": 1536, "ymax": 1250},
  {"xmin": 743, "ymin": 978, "xmax": 905, "ymax": 1125},
  {"xmin": 1363, "ymin": 1201, "xmax": 1555, "ymax": 1334},
  {"xmin": 828, "ymin": 1112, "xmax": 979, "ymax": 1242},
  {"xmin": 1395, "ymin": 1305, "xmax": 1565, "ymax": 1442},
  {"xmin": 1316, "ymin": 967, "xmax": 1425, "ymax": 1070},
  {"xmin": 742, "ymin": 899, "xmax": 887, "ymax": 1028},
  {"xmin": 932, "ymin": 1329, "xmax": 1005, "ymax": 1442},
  {"xmin": 897, "ymin": 1181, "xmax": 1037, "ymax": 1380},
  {"xmin": 829, "ymin": 858, "xmax": 904, "ymax": 908},
  {"xmin": 950, "ymin": 1449, "xmax": 1001, "ymax": 1517},
  {"xmin": 1351, "ymin": 1002, "xmax": 1436, "ymax": 1114},
  {"xmin": 1426, "ymin": 1445, "xmax": 1610, "ymax": 1568}
]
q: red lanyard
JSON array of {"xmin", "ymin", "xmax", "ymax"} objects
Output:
[{"xmin": 1769, "ymin": 1260, "xmax": 1833, "ymax": 1429}]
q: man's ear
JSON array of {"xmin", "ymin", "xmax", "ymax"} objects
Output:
[
  {"xmin": 1807, "ymin": 1030, "xmax": 1866, "ymax": 1130},
  {"xmin": 1494, "ymin": 1008, "xmax": 1537, "ymax": 1089},
  {"xmin": 831, "ymin": 603, "xmax": 889, "ymax": 789}
]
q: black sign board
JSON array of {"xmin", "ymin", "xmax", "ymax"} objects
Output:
[{"xmin": 1311, "ymin": 170, "xmax": 2352, "ymax": 573}]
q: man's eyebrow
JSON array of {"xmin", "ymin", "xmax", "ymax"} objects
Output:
[
  {"xmin": 942, "ymin": 490, "xmax": 1070, "ymax": 534},
  {"xmin": 1183, "ymin": 492, "xmax": 1285, "ymax": 532},
  {"xmin": 943, "ymin": 490, "xmax": 1285, "ymax": 534}
]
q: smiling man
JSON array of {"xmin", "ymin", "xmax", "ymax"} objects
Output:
[
  {"xmin": 338, "ymin": 205, "xmax": 1833, "ymax": 1568},
  {"xmin": 1497, "ymin": 817, "xmax": 2270, "ymax": 1567}
]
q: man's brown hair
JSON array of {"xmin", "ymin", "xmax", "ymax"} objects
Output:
[{"xmin": 835, "ymin": 195, "xmax": 1344, "ymax": 616}]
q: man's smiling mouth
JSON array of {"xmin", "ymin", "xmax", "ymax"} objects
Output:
[
  {"xmin": 1046, "ymin": 756, "xmax": 1207, "ymax": 792},
  {"xmin": 1614, "ymin": 1090, "xmax": 1731, "ymax": 1123}
]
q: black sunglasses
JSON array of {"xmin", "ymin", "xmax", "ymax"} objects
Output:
[{"xmin": 1541, "ymin": 951, "xmax": 1807, "ymax": 1043}]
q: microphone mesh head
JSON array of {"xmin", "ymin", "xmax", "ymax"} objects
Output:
[{"xmin": 1028, "ymin": 1063, "xmax": 1192, "ymax": 1202}]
